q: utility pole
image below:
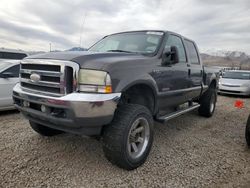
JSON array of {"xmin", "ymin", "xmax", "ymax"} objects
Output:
[{"xmin": 79, "ymin": 13, "xmax": 87, "ymax": 48}]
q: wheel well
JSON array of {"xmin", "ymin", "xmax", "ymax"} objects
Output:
[{"xmin": 119, "ymin": 84, "xmax": 156, "ymax": 114}]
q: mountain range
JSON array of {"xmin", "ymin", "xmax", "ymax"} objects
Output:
[{"xmin": 201, "ymin": 50, "xmax": 250, "ymax": 69}]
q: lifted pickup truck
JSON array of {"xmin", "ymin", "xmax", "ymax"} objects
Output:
[{"xmin": 13, "ymin": 30, "xmax": 218, "ymax": 170}]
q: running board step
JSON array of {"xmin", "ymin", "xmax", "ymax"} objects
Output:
[{"xmin": 156, "ymin": 104, "xmax": 200, "ymax": 123}]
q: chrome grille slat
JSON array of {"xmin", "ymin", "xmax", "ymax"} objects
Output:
[
  {"xmin": 20, "ymin": 69, "xmax": 62, "ymax": 77},
  {"xmin": 20, "ymin": 73, "xmax": 60, "ymax": 83},
  {"xmin": 20, "ymin": 78, "xmax": 61, "ymax": 88}
]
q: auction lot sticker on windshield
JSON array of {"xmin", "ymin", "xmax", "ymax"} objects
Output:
[{"xmin": 146, "ymin": 31, "xmax": 164, "ymax": 35}]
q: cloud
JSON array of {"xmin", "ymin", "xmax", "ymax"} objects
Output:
[
  {"xmin": 0, "ymin": 0, "xmax": 249, "ymax": 53},
  {"xmin": 0, "ymin": 19, "xmax": 74, "ymax": 48}
]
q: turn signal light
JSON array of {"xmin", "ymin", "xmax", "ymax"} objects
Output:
[{"xmin": 105, "ymin": 86, "xmax": 112, "ymax": 93}]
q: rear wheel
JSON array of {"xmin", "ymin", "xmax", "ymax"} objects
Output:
[
  {"xmin": 199, "ymin": 85, "xmax": 217, "ymax": 117},
  {"xmin": 102, "ymin": 104, "xmax": 154, "ymax": 170},
  {"xmin": 29, "ymin": 121, "xmax": 63, "ymax": 136},
  {"xmin": 245, "ymin": 115, "xmax": 250, "ymax": 147}
]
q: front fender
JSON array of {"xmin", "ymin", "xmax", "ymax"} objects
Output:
[{"xmin": 114, "ymin": 74, "xmax": 159, "ymax": 95}]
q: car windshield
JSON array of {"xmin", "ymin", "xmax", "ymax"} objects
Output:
[
  {"xmin": 0, "ymin": 62, "xmax": 10, "ymax": 71},
  {"xmin": 88, "ymin": 31, "xmax": 164, "ymax": 55},
  {"xmin": 222, "ymin": 71, "xmax": 250, "ymax": 80}
]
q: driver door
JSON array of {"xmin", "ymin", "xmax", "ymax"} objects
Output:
[{"xmin": 153, "ymin": 34, "xmax": 191, "ymax": 110}]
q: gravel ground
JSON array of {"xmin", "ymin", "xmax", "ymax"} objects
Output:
[{"xmin": 1, "ymin": 95, "xmax": 250, "ymax": 188}]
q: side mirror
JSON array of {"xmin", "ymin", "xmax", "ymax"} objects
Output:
[
  {"xmin": 0, "ymin": 72, "xmax": 16, "ymax": 78},
  {"xmin": 162, "ymin": 46, "xmax": 179, "ymax": 66}
]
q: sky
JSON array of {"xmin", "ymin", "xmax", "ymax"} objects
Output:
[{"xmin": 0, "ymin": 0, "xmax": 250, "ymax": 53}]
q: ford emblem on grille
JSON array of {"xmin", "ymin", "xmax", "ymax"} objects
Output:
[{"xmin": 30, "ymin": 73, "xmax": 41, "ymax": 83}]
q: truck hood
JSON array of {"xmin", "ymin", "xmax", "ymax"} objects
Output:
[{"xmin": 26, "ymin": 51, "xmax": 150, "ymax": 70}]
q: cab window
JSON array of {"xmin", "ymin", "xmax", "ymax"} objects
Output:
[
  {"xmin": 164, "ymin": 35, "xmax": 187, "ymax": 63},
  {"xmin": 184, "ymin": 40, "xmax": 199, "ymax": 64}
]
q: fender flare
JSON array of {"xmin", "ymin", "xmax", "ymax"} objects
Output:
[
  {"xmin": 115, "ymin": 75, "xmax": 159, "ymax": 114},
  {"xmin": 208, "ymin": 72, "xmax": 218, "ymax": 88}
]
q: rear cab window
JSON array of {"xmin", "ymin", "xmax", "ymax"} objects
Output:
[{"xmin": 184, "ymin": 40, "xmax": 200, "ymax": 64}]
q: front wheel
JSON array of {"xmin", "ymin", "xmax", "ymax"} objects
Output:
[{"xmin": 102, "ymin": 104, "xmax": 154, "ymax": 170}]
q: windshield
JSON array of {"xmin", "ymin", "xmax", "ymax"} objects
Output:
[
  {"xmin": 222, "ymin": 71, "xmax": 250, "ymax": 80},
  {"xmin": 88, "ymin": 31, "xmax": 164, "ymax": 55}
]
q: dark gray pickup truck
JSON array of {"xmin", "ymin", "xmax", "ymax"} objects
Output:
[{"xmin": 13, "ymin": 30, "xmax": 218, "ymax": 170}]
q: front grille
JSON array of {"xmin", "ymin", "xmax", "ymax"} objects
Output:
[{"xmin": 20, "ymin": 60, "xmax": 78, "ymax": 97}]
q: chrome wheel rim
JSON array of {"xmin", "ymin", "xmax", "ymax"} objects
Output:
[
  {"xmin": 210, "ymin": 92, "xmax": 215, "ymax": 113},
  {"xmin": 127, "ymin": 117, "xmax": 150, "ymax": 159}
]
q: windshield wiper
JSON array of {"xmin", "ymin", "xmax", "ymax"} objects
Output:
[{"xmin": 107, "ymin": 50, "xmax": 135, "ymax": 53}]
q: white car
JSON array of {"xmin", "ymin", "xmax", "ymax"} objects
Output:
[
  {"xmin": 0, "ymin": 61, "xmax": 20, "ymax": 111},
  {"xmin": 218, "ymin": 70, "xmax": 250, "ymax": 96}
]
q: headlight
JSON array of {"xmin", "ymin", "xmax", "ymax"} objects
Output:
[{"xmin": 78, "ymin": 69, "xmax": 112, "ymax": 93}]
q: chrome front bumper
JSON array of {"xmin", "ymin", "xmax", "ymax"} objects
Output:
[{"xmin": 13, "ymin": 83, "xmax": 121, "ymax": 135}]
